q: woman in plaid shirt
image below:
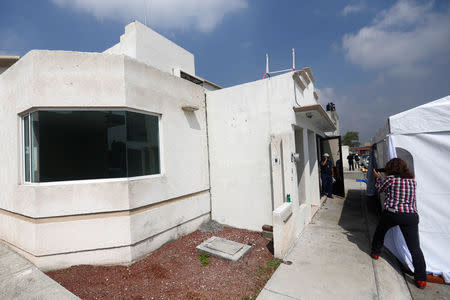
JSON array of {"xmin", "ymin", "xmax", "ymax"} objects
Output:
[{"xmin": 371, "ymin": 158, "xmax": 427, "ymax": 289}]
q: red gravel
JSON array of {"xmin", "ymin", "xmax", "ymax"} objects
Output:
[{"xmin": 46, "ymin": 226, "xmax": 279, "ymax": 299}]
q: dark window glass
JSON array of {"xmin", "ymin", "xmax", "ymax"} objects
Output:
[
  {"xmin": 24, "ymin": 110, "xmax": 159, "ymax": 182},
  {"xmin": 126, "ymin": 111, "xmax": 160, "ymax": 177},
  {"xmin": 35, "ymin": 111, "xmax": 127, "ymax": 182}
]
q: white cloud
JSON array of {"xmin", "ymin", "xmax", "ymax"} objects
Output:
[
  {"xmin": 51, "ymin": 0, "xmax": 248, "ymax": 33},
  {"xmin": 342, "ymin": 0, "xmax": 450, "ymax": 75},
  {"xmin": 341, "ymin": 2, "xmax": 365, "ymax": 16},
  {"xmin": 316, "ymin": 87, "xmax": 336, "ymax": 106}
]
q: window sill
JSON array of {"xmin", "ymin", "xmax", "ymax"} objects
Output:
[{"xmin": 21, "ymin": 174, "xmax": 164, "ymax": 186}]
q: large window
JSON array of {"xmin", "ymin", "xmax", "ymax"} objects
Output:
[{"xmin": 22, "ymin": 110, "xmax": 160, "ymax": 183}]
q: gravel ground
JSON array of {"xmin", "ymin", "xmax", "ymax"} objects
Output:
[{"xmin": 46, "ymin": 223, "xmax": 279, "ymax": 299}]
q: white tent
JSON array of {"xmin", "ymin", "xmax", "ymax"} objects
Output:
[{"xmin": 370, "ymin": 95, "xmax": 450, "ymax": 283}]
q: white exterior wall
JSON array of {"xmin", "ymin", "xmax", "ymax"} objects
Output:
[
  {"xmin": 0, "ymin": 50, "xmax": 209, "ymax": 270},
  {"xmin": 342, "ymin": 145, "xmax": 350, "ymax": 170},
  {"xmin": 207, "ymin": 72, "xmax": 326, "ymax": 237},
  {"xmin": 206, "ymin": 80, "xmax": 273, "ymax": 231},
  {"xmin": 308, "ymin": 130, "xmax": 320, "ymax": 205},
  {"xmin": 104, "ymin": 21, "xmax": 195, "ymax": 75}
]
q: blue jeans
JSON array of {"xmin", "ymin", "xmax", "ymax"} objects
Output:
[{"xmin": 321, "ymin": 173, "xmax": 333, "ymax": 197}]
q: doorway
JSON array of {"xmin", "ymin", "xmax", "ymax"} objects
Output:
[{"xmin": 319, "ymin": 136, "xmax": 345, "ymax": 197}]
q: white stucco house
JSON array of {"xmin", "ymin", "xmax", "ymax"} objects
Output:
[
  {"xmin": 0, "ymin": 21, "xmax": 340, "ymax": 270},
  {"xmin": 206, "ymin": 68, "xmax": 340, "ymax": 257}
]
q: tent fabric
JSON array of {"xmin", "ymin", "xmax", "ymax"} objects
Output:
[
  {"xmin": 387, "ymin": 136, "xmax": 397, "ymax": 160},
  {"xmin": 370, "ymin": 95, "xmax": 450, "ymax": 283},
  {"xmin": 389, "ymin": 96, "xmax": 450, "ymax": 135},
  {"xmin": 383, "ymin": 137, "xmax": 415, "ymax": 276},
  {"xmin": 384, "ymin": 133, "xmax": 450, "ymax": 282}
]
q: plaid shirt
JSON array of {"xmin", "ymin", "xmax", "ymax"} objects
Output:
[{"xmin": 375, "ymin": 176, "xmax": 418, "ymax": 213}]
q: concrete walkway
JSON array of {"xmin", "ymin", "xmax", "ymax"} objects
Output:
[
  {"xmin": 0, "ymin": 242, "xmax": 79, "ymax": 299},
  {"xmin": 258, "ymin": 173, "xmax": 411, "ymax": 300}
]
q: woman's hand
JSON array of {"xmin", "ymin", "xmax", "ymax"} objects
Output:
[{"xmin": 373, "ymin": 170, "xmax": 382, "ymax": 179}]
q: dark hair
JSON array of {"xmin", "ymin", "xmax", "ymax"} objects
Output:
[{"xmin": 384, "ymin": 158, "xmax": 414, "ymax": 179}]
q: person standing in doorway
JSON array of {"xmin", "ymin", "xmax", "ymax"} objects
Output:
[
  {"xmin": 347, "ymin": 153, "xmax": 354, "ymax": 171},
  {"xmin": 355, "ymin": 154, "xmax": 360, "ymax": 169},
  {"xmin": 371, "ymin": 158, "xmax": 427, "ymax": 289},
  {"xmin": 320, "ymin": 153, "xmax": 333, "ymax": 199}
]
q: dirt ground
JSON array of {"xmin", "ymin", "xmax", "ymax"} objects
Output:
[{"xmin": 46, "ymin": 225, "xmax": 279, "ymax": 300}]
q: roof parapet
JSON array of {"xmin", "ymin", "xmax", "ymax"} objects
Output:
[
  {"xmin": 302, "ymin": 67, "xmax": 315, "ymax": 82},
  {"xmin": 292, "ymin": 72, "xmax": 306, "ymax": 90}
]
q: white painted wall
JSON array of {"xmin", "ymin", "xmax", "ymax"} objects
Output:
[
  {"xmin": 206, "ymin": 80, "xmax": 273, "ymax": 231},
  {"xmin": 0, "ymin": 50, "xmax": 209, "ymax": 269},
  {"xmin": 273, "ymin": 202, "xmax": 296, "ymax": 258},
  {"xmin": 342, "ymin": 145, "xmax": 350, "ymax": 170},
  {"xmin": 104, "ymin": 21, "xmax": 195, "ymax": 76},
  {"xmin": 207, "ymin": 71, "xmax": 327, "ymax": 238},
  {"xmin": 307, "ymin": 130, "xmax": 320, "ymax": 205}
]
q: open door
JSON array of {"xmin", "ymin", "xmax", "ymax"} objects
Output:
[{"xmin": 319, "ymin": 136, "xmax": 345, "ymax": 197}]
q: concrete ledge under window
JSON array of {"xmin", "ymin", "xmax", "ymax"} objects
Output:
[
  {"xmin": 11, "ymin": 176, "xmax": 211, "ymax": 219},
  {"xmin": 22, "ymin": 173, "xmax": 163, "ymax": 187}
]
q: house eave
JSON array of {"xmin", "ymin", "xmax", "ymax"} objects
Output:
[{"xmin": 293, "ymin": 104, "xmax": 337, "ymax": 132}]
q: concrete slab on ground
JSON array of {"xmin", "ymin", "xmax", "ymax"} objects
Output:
[
  {"xmin": 196, "ymin": 236, "xmax": 251, "ymax": 261},
  {"xmin": 404, "ymin": 273, "xmax": 450, "ymax": 300},
  {"xmin": 0, "ymin": 242, "xmax": 79, "ymax": 299}
]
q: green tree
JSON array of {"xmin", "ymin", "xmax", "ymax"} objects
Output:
[{"xmin": 342, "ymin": 131, "xmax": 360, "ymax": 148}]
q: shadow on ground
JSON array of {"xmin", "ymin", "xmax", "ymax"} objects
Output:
[
  {"xmin": 337, "ymin": 189, "xmax": 372, "ymax": 256},
  {"xmin": 338, "ymin": 188, "xmax": 406, "ymax": 276}
]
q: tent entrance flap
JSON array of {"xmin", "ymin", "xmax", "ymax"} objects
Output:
[{"xmin": 319, "ymin": 136, "xmax": 345, "ymax": 197}]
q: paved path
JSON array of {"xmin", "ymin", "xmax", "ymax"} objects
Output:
[
  {"xmin": 258, "ymin": 172, "xmax": 411, "ymax": 300},
  {"xmin": 0, "ymin": 242, "xmax": 79, "ymax": 299}
]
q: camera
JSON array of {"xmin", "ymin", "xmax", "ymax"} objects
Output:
[{"xmin": 375, "ymin": 168, "xmax": 386, "ymax": 172}]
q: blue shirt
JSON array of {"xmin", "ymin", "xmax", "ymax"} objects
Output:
[{"xmin": 321, "ymin": 159, "xmax": 332, "ymax": 175}]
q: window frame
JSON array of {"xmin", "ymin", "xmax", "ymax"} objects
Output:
[
  {"xmin": 21, "ymin": 108, "xmax": 162, "ymax": 184},
  {"xmin": 22, "ymin": 114, "xmax": 31, "ymax": 183}
]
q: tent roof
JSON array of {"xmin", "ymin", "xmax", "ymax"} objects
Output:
[
  {"xmin": 389, "ymin": 95, "xmax": 450, "ymax": 135},
  {"xmin": 371, "ymin": 95, "xmax": 450, "ymax": 144}
]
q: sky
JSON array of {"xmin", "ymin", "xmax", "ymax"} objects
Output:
[{"xmin": 1, "ymin": 0, "xmax": 449, "ymax": 143}]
